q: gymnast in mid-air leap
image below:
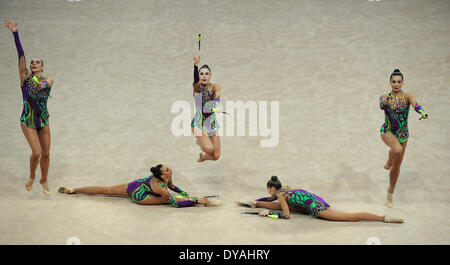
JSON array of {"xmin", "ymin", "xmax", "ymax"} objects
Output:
[
  {"xmin": 191, "ymin": 55, "xmax": 222, "ymax": 163},
  {"xmin": 4, "ymin": 19, "xmax": 54, "ymax": 195},
  {"xmin": 59, "ymin": 164, "xmax": 215, "ymax": 207},
  {"xmin": 236, "ymin": 176, "xmax": 403, "ymax": 223}
]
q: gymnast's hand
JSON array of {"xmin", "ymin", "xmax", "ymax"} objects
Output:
[
  {"xmin": 421, "ymin": 112, "xmax": 429, "ymax": 120},
  {"xmin": 38, "ymin": 81, "xmax": 50, "ymax": 90},
  {"xmin": 193, "ymin": 55, "xmax": 200, "ymax": 66},
  {"xmin": 386, "ymin": 93, "xmax": 393, "ymax": 105},
  {"xmin": 4, "ymin": 19, "xmax": 18, "ymax": 32}
]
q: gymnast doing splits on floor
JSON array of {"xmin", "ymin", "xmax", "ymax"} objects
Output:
[
  {"xmin": 59, "ymin": 164, "xmax": 218, "ymax": 207},
  {"xmin": 236, "ymin": 176, "xmax": 403, "ymax": 223}
]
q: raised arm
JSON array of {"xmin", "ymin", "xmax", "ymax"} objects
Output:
[
  {"xmin": 4, "ymin": 20, "xmax": 27, "ymax": 82},
  {"xmin": 193, "ymin": 55, "xmax": 200, "ymax": 92}
]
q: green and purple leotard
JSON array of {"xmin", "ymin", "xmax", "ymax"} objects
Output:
[
  {"xmin": 258, "ymin": 188, "xmax": 330, "ymax": 219},
  {"xmin": 20, "ymin": 76, "xmax": 51, "ymax": 129},
  {"xmin": 379, "ymin": 93, "xmax": 409, "ymax": 143},
  {"xmin": 13, "ymin": 31, "xmax": 51, "ymax": 129},
  {"xmin": 379, "ymin": 92, "xmax": 426, "ymax": 143},
  {"xmin": 191, "ymin": 65, "xmax": 220, "ymax": 136},
  {"xmin": 127, "ymin": 174, "xmax": 198, "ymax": 207}
]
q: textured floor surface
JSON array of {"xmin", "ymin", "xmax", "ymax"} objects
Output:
[{"xmin": 0, "ymin": 0, "xmax": 449, "ymax": 244}]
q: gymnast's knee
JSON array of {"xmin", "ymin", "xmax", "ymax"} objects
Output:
[
  {"xmin": 348, "ymin": 214, "xmax": 359, "ymax": 222},
  {"xmin": 202, "ymin": 144, "xmax": 214, "ymax": 155},
  {"xmin": 31, "ymin": 149, "xmax": 41, "ymax": 159},
  {"xmin": 41, "ymin": 150, "xmax": 50, "ymax": 159},
  {"xmin": 391, "ymin": 146, "xmax": 403, "ymax": 156}
]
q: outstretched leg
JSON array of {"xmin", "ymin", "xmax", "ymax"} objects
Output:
[
  {"xmin": 318, "ymin": 209, "xmax": 385, "ymax": 222},
  {"xmin": 137, "ymin": 196, "xmax": 167, "ymax": 205},
  {"xmin": 255, "ymin": 201, "xmax": 282, "ymax": 210},
  {"xmin": 60, "ymin": 184, "xmax": 129, "ymax": 196}
]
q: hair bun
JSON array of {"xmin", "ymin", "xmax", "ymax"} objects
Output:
[
  {"xmin": 393, "ymin": 69, "xmax": 401, "ymax": 73},
  {"xmin": 150, "ymin": 167, "xmax": 155, "ymax": 173},
  {"xmin": 271, "ymin": 175, "xmax": 278, "ymax": 181}
]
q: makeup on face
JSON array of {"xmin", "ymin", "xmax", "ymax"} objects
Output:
[
  {"xmin": 199, "ymin": 70, "xmax": 210, "ymax": 83},
  {"xmin": 30, "ymin": 60, "xmax": 41, "ymax": 65},
  {"xmin": 162, "ymin": 165, "xmax": 172, "ymax": 177}
]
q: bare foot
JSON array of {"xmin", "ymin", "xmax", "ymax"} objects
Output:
[
  {"xmin": 40, "ymin": 179, "xmax": 50, "ymax": 196},
  {"xmin": 197, "ymin": 153, "xmax": 206, "ymax": 163},
  {"xmin": 25, "ymin": 178, "xmax": 35, "ymax": 191}
]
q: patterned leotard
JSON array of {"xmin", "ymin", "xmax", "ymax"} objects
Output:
[
  {"xmin": 127, "ymin": 174, "xmax": 198, "ymax": 207},
  {"xmin": 127, "ymin": 174, "xmax": 161, "ymax": 203},
  {"xmin": 20, "ymin": 76, "xmax": 51, "ymax": 129},
  {"xmin": 379, "ymin": 92, "xmax": 410, "ymax": 143},
  {"xmin": 191, "ymin": 84, "xmax": 219, "ymax": 136},
  {"xmin": 268, "ymin": 188, "xmax": 330, "ymax": 219}
]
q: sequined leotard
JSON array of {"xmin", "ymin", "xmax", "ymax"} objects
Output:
[
  {"xmin": 262, "ymin": 188, "xmax": 330, "ymax": 219},
  {"xmin": 379, "ymin": 92, "xmax": 410, "ymax": 143},
  {"xmin": 191, "ymin": 65, "xmax": 219, "ymax": 136},
  {"xmin": 127, "ymin": 174, "xmax": 198, "ymax": 207},
  {"xmin": 12, "ymin": 31, "xmax": 51, "ymax": 129},
  {"xmin": 20, "ymin": 76, "xmax": 51, "ymax": 129}
]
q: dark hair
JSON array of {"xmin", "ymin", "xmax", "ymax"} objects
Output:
[
  {"xmin": 150, "ymin": 164, "xmax": 163, "ymax": 180},
  {"xmin": 199, "ymin": 64, "xmax": 211, "ymax": 74},
  {"xmin": 267, "ymin": 175, "xmax": 282, "ymax": 190},
  {"xmin": 390, "ymin": 69, "xmax": 403, "ymax": 81}
]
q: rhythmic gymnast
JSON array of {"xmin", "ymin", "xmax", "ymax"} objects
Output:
[
  {"xmin": 236, "ymin": 176, "xmax": 403, "ymax": 223},
  {"xmin": 58, "ymin": 164, "xmax": 214, "ymax": 207},
  {"xmin": 191, "ymin": 55, "xmax": 221, "ymax": 162},
  {"xmin": 379, "ymin": 69, "xmax": 429, "ymax": 207},
  {"xmin": 4, "ymin": 20, "xmax": 54, "ymax": 195}
]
